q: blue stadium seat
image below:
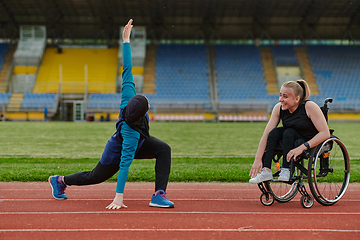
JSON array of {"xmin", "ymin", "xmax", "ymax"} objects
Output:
[
  {"xmin": 307, "ymin": 45, "xmax": 360, "ymax": 104},
  {"xmin": 21, "ymin": 93, "xmax": 57, "ymax": 109},
  {"xmin": 271, "ymin": 45, "xmax": 299, "ymax": 66},
  {"xmin": 87, "ymin": 93, "xmax": 122, "ymax": 109},
  {"xmin": 214, "ymin": 44, "xmax": 267, "ymax": 102},
  {"xmin": 150, "ymin": 44, "xmax": 210, "ymax": 103}
]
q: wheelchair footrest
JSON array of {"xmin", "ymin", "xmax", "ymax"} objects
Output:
[
  {"xmin": 257, "ymin": 182, "xmax": 268, "ymax": 194},
  {"xmin": 298, "ymin": 182, "xmax": 311, "ymax": 198},
  {"xmin": 257, "ymin": 182, "xmax": 273, "ymax": 198}
]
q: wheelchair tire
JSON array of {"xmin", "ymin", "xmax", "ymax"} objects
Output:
[
  {"xmin": 260, "ymin": 192, "xmax": 274, "ymax": 206},
  {"xmin": 300, "ymin": 195, "xmax": 314, "ymax": 208},
  {"xmin": 308, "ymin": 137, "xmax": 350, "ymax": 206},
  {"xmin": 264, "ymin": 180, "xmax": 298, "ymax": 203}
]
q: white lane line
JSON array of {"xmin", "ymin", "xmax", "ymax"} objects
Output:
[
  {"xmin": 1, "ymin": 188, "xmax": 359, "ymax": 193},
  {"xmin": 0, "ymin": 228, "xmax": 359, "ymax": 233},
  {"xmin": 1, "ymin": 198, "xmax": 360, "ymax": 202},
  {"xmin": 0, "ymin": 189, "xmax": 257, "ymax": 191},
  {"xmin": 0, "ymin": 198, "xmax": 258, "ymax": 201},
  {"xmin": 1, "ymin": 211, "xmax": 359, "ymax": 215}
]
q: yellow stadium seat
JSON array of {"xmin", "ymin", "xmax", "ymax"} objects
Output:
[
  {"xmin": 35, "ymin": 48, "xmax": 118, "ymax": 94},
  {"xmin": 13, "ymin": 66, "xmax": 37, "ymax": 75}
]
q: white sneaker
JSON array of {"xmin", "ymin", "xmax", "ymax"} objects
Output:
[
  {"xmin": 278, "ymin": 168, "xmax": 290, "ymax": 181},
  {"xmin": 249, "ymin": 168, "xmax": 273, "ymax": 183}
]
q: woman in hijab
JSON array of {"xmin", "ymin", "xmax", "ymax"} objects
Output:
[{"xmin": 49, "ymin": 19, "xmax": 174, "ymax": 209}]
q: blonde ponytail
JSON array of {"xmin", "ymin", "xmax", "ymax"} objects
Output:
[{"xmin": 282, "ymin": 79, "xmax": 310, "ymax": 104}]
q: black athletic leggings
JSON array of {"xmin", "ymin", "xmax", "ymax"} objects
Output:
[
  {"xmin": 262, "ymin": 127, "xmax": 306, "ymax": 169},
  {"xmin": 64, "ymin": 136, "xmax": 171, "ymax": 192}
]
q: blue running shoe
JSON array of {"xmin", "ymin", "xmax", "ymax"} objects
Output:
[
  {"xmin": 48, "ymin": 175, "xmax": 67, "ymax": 200},
  {"xmin": 149, "ymin": 190, "xmax": 174, "ymax": 208}
]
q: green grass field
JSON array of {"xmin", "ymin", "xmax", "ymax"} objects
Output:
[{"xmin": 0, "ymin": 121, "xmax": 359, "ymax": 182}]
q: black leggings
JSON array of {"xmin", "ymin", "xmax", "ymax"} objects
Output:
[
  {"xmin": 64, "ymin": 136, "xmax": 171, "ymax": 192},
  {"xmin": 262, "ymin": 127, "xmax": 305, "ymax": 169}
]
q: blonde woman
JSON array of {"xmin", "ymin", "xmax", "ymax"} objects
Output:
[{"xmin": 249, "ymin": 80, "xmax": 330, "ymax": 183}]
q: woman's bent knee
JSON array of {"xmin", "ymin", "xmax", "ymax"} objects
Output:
[{"xmin": 268, "ymin": 127, "xmax": 284, "ymax": 140}]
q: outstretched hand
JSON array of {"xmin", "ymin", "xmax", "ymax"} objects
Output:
[
  {"xmin": 249, "ymin": 159, "xmax": 263, "ymax": 178},
  {"xmin": 123, "ymin": 19, "xmax": 133, "ymax": 43},
  {"xmin": 106, "ymin": 193, "xmax": 127, "ymax": 210}
]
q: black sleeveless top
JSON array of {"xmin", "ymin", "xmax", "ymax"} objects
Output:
[{"xmin": 280, "ymin": 100, "xmax": 318, "ymax": 140}]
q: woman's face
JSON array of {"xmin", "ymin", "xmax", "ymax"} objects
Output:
[{"xmin": 279, "ymin": 87, "xmax": 300, "ymax": 113}]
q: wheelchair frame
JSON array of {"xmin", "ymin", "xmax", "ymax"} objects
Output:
[{"xmin": 257, "ymin": 98, "xmax": 351, "ymax": 208}]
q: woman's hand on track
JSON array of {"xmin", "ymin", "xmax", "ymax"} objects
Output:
[{"xmin": 106, "ymin": 193, "xmax": 127, "ymax": 209}]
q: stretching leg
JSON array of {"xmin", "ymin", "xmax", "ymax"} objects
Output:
[
  {"xmin": 135, "ymin": 136, "xmax": 171, "ymax": 192},
  {"xmin": 64, "ymin": 161, "xmax": 119, "ymax": 186}
]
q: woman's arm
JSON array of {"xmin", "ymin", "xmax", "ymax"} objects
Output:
[
  {"xmin": 286, "ymin": 101, "xmax": 330, "ymax": 162},
  {"xmin": 249, "ymin": 103, "xmax": 281, "ymax": 178},
  {"xmin": 106, "ymin": 124, "xmax": 140, "ymax": 209},
  {"xmin": 120, "ymin": 19, "xmax": 136, "ymax": 108},
  {"xmin": 116, "ymin": 124, "xmax": 140, "ymax": 193}
]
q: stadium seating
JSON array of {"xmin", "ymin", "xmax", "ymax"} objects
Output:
[
  {"xmin": 34, "ymin": 48, "xmax": 118, "ymax": 93},
  {"xmin": 21, "ymin": 93, "xmax": 56, "ymax": 109},
  {"xmin": 87, "ymin": 93, "xmax": 121, "ymax": 110},
  {"xmin": 0, "ymin": 92, "xmax": 11, "ymax": 105},
  {"xmin": 4, "ymin": 42, "xmax": 359, "ymax": 120},
  {"xmin": 271, "ymin": 45, "xmax": 299, "ymax": 66},
  {"xmin": 145, "ymin": 44, "xmax": 211, "ymax": 108},
  {"xmin": 214, "ymin": 44, "xmax": 276, "ymax": 102},
  {"xmin": 306, "ymin": 45, "xmax": 360, "ymax": 108}
]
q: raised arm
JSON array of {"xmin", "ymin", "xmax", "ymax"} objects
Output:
[
  {"xmin": 106, "ymin": 20, "xmax": 138, "ymax": 210},
  {"xmin": 120, "ymin": 19, "xmax": 136, "ymax": 108}
]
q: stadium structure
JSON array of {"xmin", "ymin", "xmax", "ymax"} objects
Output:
[{"xmin": 0, "ymin": 0, "xmax": 359, "ymax": 122}]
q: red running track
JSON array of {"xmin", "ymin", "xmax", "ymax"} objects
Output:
[{"xmin": 1, "ymin": 182, "xmax": 360, "ymax": 240}]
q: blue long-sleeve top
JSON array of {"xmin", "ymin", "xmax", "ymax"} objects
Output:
[{"xmin": 101, "ymin": 42, "xmax": 148, "ymax": 193}]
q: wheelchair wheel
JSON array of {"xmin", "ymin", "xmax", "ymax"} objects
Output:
[
  {"xmin": 300, "ymin": 195, "xmax": 314, "ymax": 208},
  {"xmin": 264, "ymin": 168, "xmax": 299, "ymax": 203},
  {"xmin": 260, "ymin": 192, "xmax": 274, "ymax": 206},
  {"xmin": 308, "ymin": 137, "xmax": 350, "ymax": 206}
]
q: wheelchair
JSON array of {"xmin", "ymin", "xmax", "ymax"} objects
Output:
[{"xmin": 257, "ymin": 98, "xmax": 351, "ymax": 208}]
